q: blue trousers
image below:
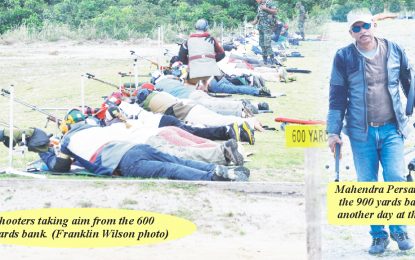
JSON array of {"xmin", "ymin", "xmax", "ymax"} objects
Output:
[
  {"xmin": 350, "ymin": 123, "xmax": 407, "ymax": 238},
  {"xmin": 159, "ymin": 115, "xmax": 228, "ymax": 140},
  {"xmin": 118, "ymin": 144, "xmax": 215, "ymax": 180},
  {"xmin": 209, "ymin": 78, "xmax": 259, "ymax": 96}
]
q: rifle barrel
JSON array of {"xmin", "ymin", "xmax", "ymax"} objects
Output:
[
  {"xmin": 1, "ymin": 89, "xmax": 61, "ymax": 124},
  {"xmin": 86, "ymin": 75, "xmax": 119, "ymax": 89}
]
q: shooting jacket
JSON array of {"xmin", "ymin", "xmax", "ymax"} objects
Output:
[
  {"xmin": 186, "ymin": 32, "xmax": 224, "ymax": 79},
  {"xmin": 39, "ymin": 123, "xmax": 159, "ymax": 175},
  {"xmin": 327, "ymin": 38, "xmax": 413, "ymax": 141}
]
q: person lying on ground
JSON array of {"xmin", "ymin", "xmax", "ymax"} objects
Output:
[
  {"xmin": 104, "ymin": 108, "xmax": 244, "ymax": 165},
  {"xmin": 153, "ymin": 69, "xmax": 272, "ymax": 109},
  {"xmin": 133, "ymin": 88, "xmax": 261, "ymax": 143},
  {"xmin": 103, "ymin": 92, "xmax": 252, "ymax": 144},
  {"xmin": 0, "ymin": 112, "xmax": 248, "ymax": 181},
  {"xmin": 151, "ymin": 72, "xmax": 267, "ymax": 117},
  {"xmin": 209, "ymin": 75, "xmax": 272, "ymax": 97}
]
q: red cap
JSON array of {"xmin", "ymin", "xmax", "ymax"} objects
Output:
[
  {"xmin": 141, "ymin": 83, "xmax": 155, "ymax": 91},
  {"xmin": 108, "ymin": 92, "xmax": 123, "ymax": 105}
]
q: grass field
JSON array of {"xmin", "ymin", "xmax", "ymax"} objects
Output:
[{"xmin": 0, "ymin": 31, "xmax": 332, "ymax": 182}]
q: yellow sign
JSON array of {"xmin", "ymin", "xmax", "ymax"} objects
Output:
[
  {"xmin": 0, "ymin": 208, "xmax": 196, "ymax": 248},
  {"xmin": 285, "ymin": 125, "xmax": 327, "ymax": 148},
  {"xmin": 327, "ymin": 182, "xmax": 415, "ymax": 225}
]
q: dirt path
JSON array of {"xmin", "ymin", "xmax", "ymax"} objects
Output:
[{"xmin": 0, "ymin": 179, "xmax": 306, "ymax": 260}]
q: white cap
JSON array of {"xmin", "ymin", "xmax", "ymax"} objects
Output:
[{"xmin": 347, "ymin": 9, "xmax": 373, "ymax": 28}]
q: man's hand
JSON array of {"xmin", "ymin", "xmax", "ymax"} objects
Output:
[
  {"xmin": 205, "ymin": 36, "xmax": 214, "ymax": 45},
  {"xmin": 260, "ymin": 4, "xmax": 277, "ymax": 14},
  {"xmin": 328, "ymin": 134, "xmax": 343, "ymax": 156}
]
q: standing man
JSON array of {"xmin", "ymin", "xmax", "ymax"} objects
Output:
[
  {"xmin": 251, "ymin": 0, "xmax": 277, "ymax": 65},
  {"xmin": 327, "ymin": 10, "xmax": 414, "ymax": 255},
  {"xmin": 178, "ymin": 18, "xmax": 225, "ymax": 92},
  {"xmin": 295, "ymin": 1, "xmax": 306, "ymax": 40}
]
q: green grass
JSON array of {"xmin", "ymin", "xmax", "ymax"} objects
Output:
[
  {"xmin": 166, "ymin": 183, "xmax": 199, "ymax": 193},
  {"xmin": 120, "ymin": 198, "xmax": 138, "ymax": 207},
  {"xmin": 77, "ymin": 201, "xmax": 94, "ymax": 208},
  {"xmin": 170, "ymin": 208, "xmax": 195, "ymax": 221}
]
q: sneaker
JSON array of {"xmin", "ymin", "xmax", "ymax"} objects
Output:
[
  {"xmin": 212, "ymin": 165, "xmax": 228, "ymax": 181},
  {"xmin": 212, "ymin": 165, "xmax": 248, "ymax": 181},
  {"xmin": 257, "ymin": 102, "xmax": 269, "ymax": 111},
  {"xmin": 368, "ymin": 237, "xmax": 390, "ymax": 255},
  {"xmin": 241, "ymin": 99, "xmax": 258, "ymax": 114},
  {"xmin": 239, "ymin": 122, "xmax": 255, "ymax": 145},
  {"xmin": 391, "ymin": 232, "xmax": 414, "ymax": 251},
  {"xmin": 242, "ymin": 107, "xmax": 254, "ymax": 118},
  {"xmin": 227, "ymin": 122, "xmax": 240, "ymax": 142},
  {"xmin": 258, "ymin": 87, "xmax": 271, "ymax": 97},
  {"xmin": 227, "ymin": 166, "xmax": 250, "ymax": 181},
  {"xmin": 223, "ymin": 139, "xmax": 244, "ymax": 166}
]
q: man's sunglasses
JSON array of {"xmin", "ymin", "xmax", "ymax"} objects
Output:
[{"xmin": 351, "ymin": 23, "xmax": 371, "ymax": 33}]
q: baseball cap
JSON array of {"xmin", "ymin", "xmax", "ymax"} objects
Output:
[{"xmin": 347, "ymin": 9, "xmax": 373, "ymax": 28}]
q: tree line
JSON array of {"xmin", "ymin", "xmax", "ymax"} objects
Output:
[{"xmin": 1, "ymin": 0, "xmax": 414, "ymax": 40}]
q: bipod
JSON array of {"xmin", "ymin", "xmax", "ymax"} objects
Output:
[{"xmin": 130, "ymin": 50, "xmax": 141, "ymax": 89}]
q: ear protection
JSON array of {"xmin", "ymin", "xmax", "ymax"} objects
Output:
[{"xmin": 60, "ymin": 108, "xmax": 86, "ymax": 134}]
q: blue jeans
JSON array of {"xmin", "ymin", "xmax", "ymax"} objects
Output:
[
  {"xmin": 159, "ymin": 115, "xmax": 228, "ymax": 140},
  {"xmin": 209, "ymin": 78, "xmax": 259, "ymax": 96},
  {"xmin": 118, "ymin": 144, "xmax": 215, "ymax": 180},
  {"xmin": 349, "ymin": 123, "xmax": 407, "ymax": 238}
]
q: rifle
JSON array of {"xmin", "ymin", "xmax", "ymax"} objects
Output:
[
  {"xmin": 118, "ymin": 72, "xmax": 151, "ymax": 78},
  {"xmin": 130, "ymin": 50, "xmax": 161, "ymax": 68},
  {"xmin": 85, "ymin": 73, "xmax": 119, "ymax": 89},
  {"xmin": 85, "ymin": 73, "xmax": 137, "ymax": 96},
  {"xmin": 0, "ymin": 89, "xmax": 62, "ymax": 128}
]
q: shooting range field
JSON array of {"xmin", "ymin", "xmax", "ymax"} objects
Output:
[
  {"xmin": 0, "ymin": 35, "xmax": 328, "ymax": 182},
  {"xmin": 0, "ymin": 30, "xmax": 321, "ymax": 259},
  {"xmin": 1, "ymin": 19, "xmax": 415, "ymax": 259}
]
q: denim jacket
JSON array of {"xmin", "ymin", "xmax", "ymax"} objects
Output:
[{"xmin": 327, "ymin": 38, "xmax": 413, "ymax": 141}]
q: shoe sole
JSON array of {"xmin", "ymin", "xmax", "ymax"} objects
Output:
[
  {"xmin": 224, "ymin": 139, "xmax": 244, "ymax": 166},
  {"xmin": 369, "ymin": 239, "xmax": 390, "ymax": 255},
  {"xmin": 232, "ymin": 122, "xmax": 240, "ymax": 142},
  {"xmin": 391, "ymin": 236, "xmax": 413, "ymax": 250},
  {"xmin": 228, "ymin": 167, "xmax": 249, "ymax": 182},
  {"xmin": 232, "ymin": 171, "xmax": 249, "ymax": 182},
  {"xmin": 241, "ymin": 122, "xmax": 254, "ymax": 145},
  {"xmin": 243, "ymin": 107, "xmax": 254, "ymax": 117},
  {"xmin": 234, "ymin": 166, "xmax": 250, "ymax": 178}
]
